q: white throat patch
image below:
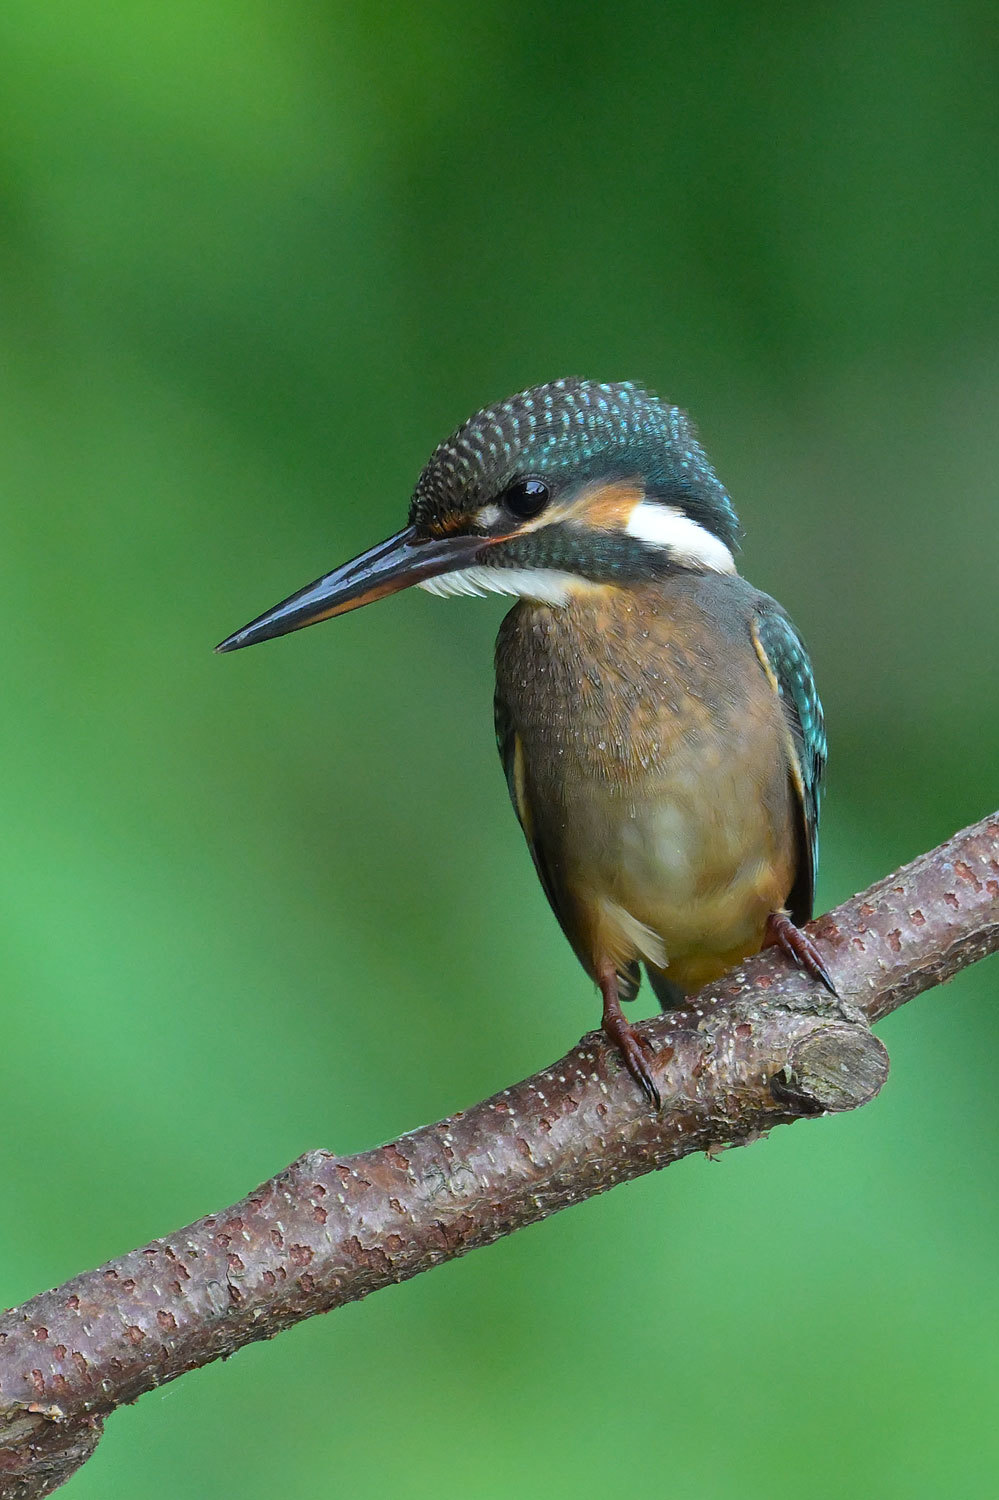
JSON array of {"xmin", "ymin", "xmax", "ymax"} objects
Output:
[
  {"xmin": 624, "ymin": 501, "xmax": 736, "ymax": 573},
  {"xmin": 418, "ymin": 565, "xmax": 581, "ymax": 606}
]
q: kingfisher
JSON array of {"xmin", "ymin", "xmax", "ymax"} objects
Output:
[{"xmin": 218, "ymin": 378, "xmax": 833, "ymax": 1108}]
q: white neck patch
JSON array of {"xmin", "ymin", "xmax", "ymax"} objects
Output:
[
  {"xmin": 624, "ymin": 501, "xmax": 736, "ymax": 573},
  {"xmin": 418, "ymin": 565, "xmax": 582, "ymax": 606}
]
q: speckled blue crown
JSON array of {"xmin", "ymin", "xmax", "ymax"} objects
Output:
[{"xmin": 409, "ymin": 378, "xmax": 740, "ymax": 547}]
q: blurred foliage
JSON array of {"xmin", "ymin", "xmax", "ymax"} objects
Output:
[{"xmin": 0, "ymin": 2, "xmax": 997, "ymax": 1496}]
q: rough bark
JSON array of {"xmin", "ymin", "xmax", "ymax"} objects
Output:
[{"xmin": 1, "ymin": 812, "xmax": 997, "ymax": 1497}]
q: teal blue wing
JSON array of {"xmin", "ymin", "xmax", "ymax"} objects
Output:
[{"xmin": 752, "ymin": 603, "xmax": 826, "ymax": 925}]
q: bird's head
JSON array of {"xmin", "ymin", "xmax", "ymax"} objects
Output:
[{"xmin": 216, "ymin": 378, "xmax": 740, "ymax": 652}]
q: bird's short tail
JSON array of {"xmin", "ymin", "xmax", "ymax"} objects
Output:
[{"xmin": 645, "ymin": 965, "xmax": 687, "ymax": 1011}]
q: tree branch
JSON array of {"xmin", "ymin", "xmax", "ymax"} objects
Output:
[{"xmin": 2, "ymin": 813, "xmax": 998, "ymax": 1497}]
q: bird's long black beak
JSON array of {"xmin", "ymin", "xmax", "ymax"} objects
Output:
[{"xmin": 216, "ymin": 525, "xmax": 485, "ymax": 653}]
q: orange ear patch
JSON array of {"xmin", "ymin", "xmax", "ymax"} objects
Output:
[{"xmin": 570, "ymin": 480, "xmax": 646, "ymax": 530}]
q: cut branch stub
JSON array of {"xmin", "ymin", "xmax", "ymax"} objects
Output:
[{"xmin": 772, "ymin": 1024, "xmax": 890, "ymax": 1113}]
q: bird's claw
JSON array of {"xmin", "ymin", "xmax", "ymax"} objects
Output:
[
  {"xmin": 611, "ymin": 1025, "xmax": 661, "ymax": 1110},
  {"xmin": 764, "ymin": 911, "xmax": 837, "ymax": 995},
  {"xmin": 599, "ymin": 966, "xmax": 662, "ymax": 1110}
]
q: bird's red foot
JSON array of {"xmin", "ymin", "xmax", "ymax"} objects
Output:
[
  {"xmin": 764, "ymin": 911, "xmax": 837, "ymax": 995},
  {"xmin": 597, "ymin": 963, "xmax": 661, "ymax": 1109}
]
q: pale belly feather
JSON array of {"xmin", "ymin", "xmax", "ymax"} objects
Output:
[{"xmin": 568, "ymin": 750, "xmax": 794, "ymax": 983}]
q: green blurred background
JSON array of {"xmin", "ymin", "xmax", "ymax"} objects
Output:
[{"xmin": 1, "ymin": 2, "xmax": 997, "ymax": 1496}]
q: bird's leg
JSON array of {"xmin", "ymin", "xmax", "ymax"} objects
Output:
[
  {"xmin": 764, "ymin": 910, "xmax": 837, "ymax": 995},
  {"xmin": 597, "ymin": 961, "xmax": 661, "ymax": 1109}
]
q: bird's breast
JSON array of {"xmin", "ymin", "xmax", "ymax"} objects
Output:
[{"xmin": 495, "ymin": 581, "xmax": 797, "ymax": 977}]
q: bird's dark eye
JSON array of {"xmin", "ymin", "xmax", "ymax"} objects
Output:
[{"xmin": 502, "ymin": 478, "xmax": 550, "ymax": 520}]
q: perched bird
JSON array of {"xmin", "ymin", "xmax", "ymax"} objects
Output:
[{"xmin": 218, "ymin": 378, "xmax": 832, "ymax": 1107}]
